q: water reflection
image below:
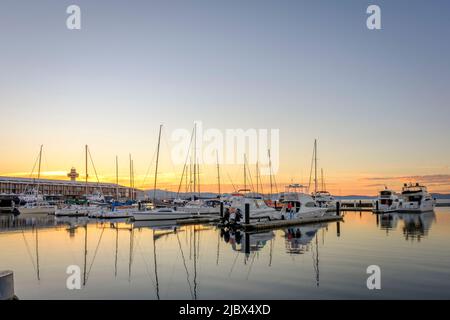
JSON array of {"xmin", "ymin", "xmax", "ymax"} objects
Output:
[
  {"xmin": 376, "ymin": 211, "xmax": 436, "ymax": 241},
  {"xmin": 1, "ymin": 208, "xmax": 450, "ymax": 299}
]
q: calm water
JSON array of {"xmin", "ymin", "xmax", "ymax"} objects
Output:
[{"xmin": 1, "ymin": 208, "xmax": 450, "ymax": 299}]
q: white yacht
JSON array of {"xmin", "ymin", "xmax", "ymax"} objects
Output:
[
  {"xmin": 18, "ymin": 188, "xmax": 44, "ymax": 203},
  {"xmin": 312, "ymin": 190, "xmax": 336, "ymax": 210},
  {"xmin": 373, "ymin": 187, "xmax": 401, "ymax": 213},
  {"xmin": 55, "ymin": 204, "xmax": 101, "ymax": 217},
  {"xmin": 19, "ymin": 201, "xmax": 56, "ymax": 215},
  {"xmin": 178, "ymin": 199, "xmax": 222, "ymax": 215},
  {"xmin": 85, "ymin": 189, "xmax": 105, "ymax": 204},
  {"xmin": 397, "ymin": 183, "xmax": 435, "ymax": 213},
  {"xmin": 280, "ymin": 185, "xmax": 327, "ymax": 220},
  {"xmin": 227, "ymin": 192, "xmax": 282, "ymax": 221}
]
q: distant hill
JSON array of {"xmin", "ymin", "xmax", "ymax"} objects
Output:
[
  {"xmin": 335, "ymin": 195, "xmax": 376, "ymax": 200},
  {"xmin": 141, "ymin": 189, "xmax": 450, "ymax": 201},
  {"xmin": 431, "ymin": 193, "xmax": 450, "ymax": 199}
]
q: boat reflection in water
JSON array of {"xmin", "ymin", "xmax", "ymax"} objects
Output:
[
  {"xmin": 376, "ymin": 211, "xmax": 436, "ymax": 241},
  {"xmin": 2, "ymin": 208, "xmax": 450, "ymax": 299}
]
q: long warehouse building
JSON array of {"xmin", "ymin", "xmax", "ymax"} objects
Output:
[{"xmin": 0, "ymin": 176, "xmax": 136, "ymax": 199}]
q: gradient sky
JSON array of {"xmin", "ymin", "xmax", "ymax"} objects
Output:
[{"xmin": 1, "ymin": 0, "xmax": 449, "ymax": 195}]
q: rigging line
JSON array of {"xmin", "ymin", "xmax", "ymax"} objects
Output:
[
  {"xmin": 216, "ymin": 231, "xmax": 220, "ymax": 266},
  {"xmin": 244, "ymin": 155, "xmax": 256, "ymax": 192},
  {"xmin": 140, "ymin": 145, "xmax": 158, "ymax": 190},
  {"xmin": 23, "ymin": 149, "xmax": 41, "ymax": 192},
  {"xmin": 257, "ymin": 163, "xmax": 265, "ymax": 195},
  {"xmin": 28, "ymin": 151, "xmax": 40, "ymax": 178},
  {"xmin": 193, "ymin": 226, "xmax": 198, "ymax": 300},
  {"xmin": 161, "ymin": 126, "xmax": 178, "ymax": 179},
  {"xmin": 152, "ymin": 231, "xmax": 160, "ymax": 300},
  {"xmin": 269, "ymin": 238, "xmax": 273, "ymax": 267},
  {"xmin": 135, "ymin": 239, "xmax": 157, "ymax": 289},
  {"xmin": 246, "ymin": 251, "xmax": 257, "ymax": 280},
  {"xmin": 273, "ymin": 174, "xmax": 279, "ymax": 194},
  {"xmin": 176, "ymin": 232, "xmax": 194, "ymax": 299},
  {"xmin": 226, "ymin": 170, "xmax": 238, "ymax": 193},
  {"xmin": 176, "ymin": 127, "xmax": 195, "ymax": 197},
  {"xmin": 228, "ymin": 252, "xmax": 240, "ymax": 277},
  {"xmin": 308, "ymin": 142, "xmax": 315, "ymax": 193},
  {"xmin": 21, "ymin": 228, "xmax": 37, "ymax": 273},
  {"xmin": 87, "ymin": 148, "xmax": 103, "ymax": 195},
  {"xmin": 85, "ymin": 227, "xmax": 106, "ymax": 282}
]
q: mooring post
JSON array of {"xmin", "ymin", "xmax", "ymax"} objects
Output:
[
  {"xmin": 245, "ymin": 203, "xmax": 250, "ymax": 225},
  {"xmin": 336, "ymin": 201, "xmax": 341, "ymax": 216},
  {"xmin": 0, "ymin": 270, "xmax": 14, "ymax": 300},
  {"xmin": 220, "ymin": 202, "xmax": 224, "ymax": 219},
  {"xmin": 376, "ymin": 200, "xmax": 379, "ymax": 212},
  {"xmin": 244, "ymin": 232, "xmax": 250, "ymax": 255}
]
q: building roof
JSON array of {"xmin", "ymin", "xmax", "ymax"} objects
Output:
[{"xmin": 0, "ymin": 176, "xmax": 129, "ymax": 188}]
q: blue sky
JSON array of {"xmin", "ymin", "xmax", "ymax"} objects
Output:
[{"xmin": 0, "ymin": 0, "xmax": 449, "ymax": 194}]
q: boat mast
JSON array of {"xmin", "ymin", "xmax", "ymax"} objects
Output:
[
  {"xmin": 193, "ymin": 124, "xmax": 197, "ymax": 197},
  {"xmin": 116, "ymin": 156, "xmax": 119, "ymax": 200},
  {"xmin": 244, "ymin": 154, "xmax": 247, "ymax": 191},
  {"xmin": 85, "ymin": 145, "xmax": 88, "ymax": 197},
  {"xmin": 197, "ymin": 162, "xmax": 200, "ymax": 197},
  {"xmin": 129, "ymin": 154, "xmax": 133, "ymax": 201},
  {"xmin": 268, "ymin": 149, "xmax": 273, "ymax": 198},
  {"xmin": 37, "ymin": 144, "xmax": 43, "ymax": 194},
  {"xmin": 321, "ymin": 168, "xmax": 324, "ymax": 191},
  {"xmin": 314, "ymin": 139, "xmax": 318, "ymax": 195},
  {"xmin": 153, "ymin": 124, "xmax": 163, "ymax": 205},
  {"xmin": 131, "ymin": 159, "xmax": 136, "ymax": 200},
  {"xmin": 256, "ymin": 161, "xmax": 259, "ymax": 194},
  {"xmin": 216, "ymin": 150, "xmax": 221, "ymax": 196}
]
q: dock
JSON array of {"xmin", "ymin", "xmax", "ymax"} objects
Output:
[
  {"xmin": 177, "ymin": 216, "xmax": 220, "ymax": 226},
  {"xmin": 339, "ymin": 200, "xmax": 374, "ymax": 211},
  {"xmin": 241, "ymin": 214, "xmax": 343, "ymax": 232}
]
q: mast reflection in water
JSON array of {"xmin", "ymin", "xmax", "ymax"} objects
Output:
[{"xmin": 1, "ymin": 208, "xmax": 450, "ymax": 299}]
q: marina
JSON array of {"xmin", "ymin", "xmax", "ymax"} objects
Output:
[
  {"xmin": 1, "ymin": 208, "xmax": 449, "ymax": 299},
  {"xmin": 1, "ymin": 0, "xmax": 450, "ymax": 304}
]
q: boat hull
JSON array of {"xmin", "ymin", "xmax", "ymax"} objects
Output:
[{"xmin": 19, "ymin": 206, "xmax": 56, "ymax": 215}]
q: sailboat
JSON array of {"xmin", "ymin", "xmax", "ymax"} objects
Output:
[
  {"xmin": 19, "ymin": 145, "xmax": 57, "ymax": 215},
  {"xmin": 56, "ymin": 146, "xmax": 103, "ymax": 217},
  {"xmin": 132, "ymin": 125, "xmax": 194, "ymax": 222},
  {"xmin": 172, "ymin": 128, "xmax": 222, "ymax": 215}
]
